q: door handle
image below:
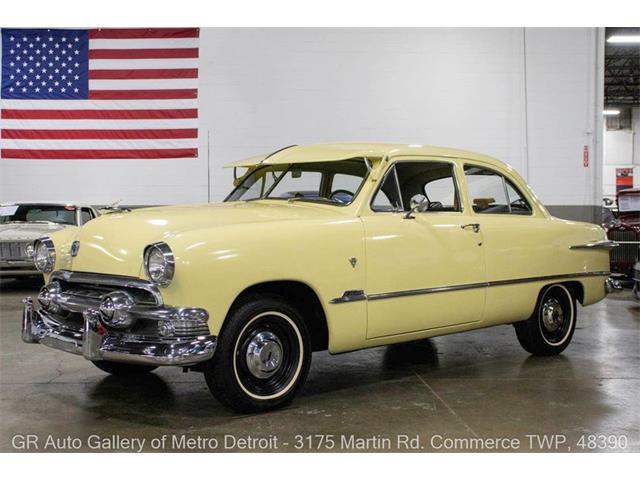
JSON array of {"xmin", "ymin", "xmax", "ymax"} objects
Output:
[{"xmin": 461, "ymin": 223, "xmax": 480, "ymax": 233}]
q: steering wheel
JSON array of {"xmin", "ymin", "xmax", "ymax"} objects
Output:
[
  {"xmin": 329, "ymin": 189, "xmax": 355, "ymax": 203},
  {"xmin": 510, "ymin": 198, "xmax": 528, "ymax": 210}
]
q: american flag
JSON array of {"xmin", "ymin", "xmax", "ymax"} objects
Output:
[{"xmin": 0, "ymin": 28, "xmax": 198, "ymax": 159}]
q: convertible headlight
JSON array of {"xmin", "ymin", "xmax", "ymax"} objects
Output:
[
  {"xmin": 144, "ymin": 242, "xmax": 175, "ymax": 287},
  {"xmin": 34, "ymin": 237, "xmax": 56, "ymax": 273}
]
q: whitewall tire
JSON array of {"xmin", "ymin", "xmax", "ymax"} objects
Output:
[
  {"xmin": 204, "ymin": 295, "xmax": 311, "ymax": 413},
  {"xmin": 514, "ymin": 284, "xmax": 577, "ymax": 356}
]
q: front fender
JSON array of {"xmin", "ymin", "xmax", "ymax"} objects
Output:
[{"xmin": 160, "ymin": 218, "xmax": 368, "ymax": 352}]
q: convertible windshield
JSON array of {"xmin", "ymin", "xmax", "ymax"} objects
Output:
[
  {"xmin": 226, "ymin": 159, "xmax": 370, "ymax": 205},
  {"xmin": 0, "ymin": 204, "xmax": 77, "ymax": 226}
]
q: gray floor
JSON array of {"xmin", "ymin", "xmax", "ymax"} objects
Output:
[{"xmin": 1, "ymin": 277, "xmax": 638, "ymax": 453}]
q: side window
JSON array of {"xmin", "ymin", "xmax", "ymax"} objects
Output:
[
  {"xmin": 464, "ymin": 165, "xmax": 531, "ymax": 215},
  {"xmin": 395, "ymin": 161, "xmax": 460, "ymax": 212},
  {"xmin": 372, "ymin": 162, "xmax": 460, "ymax": 212},
  {"xmin": 371, "ymin": 167, "xmax": 403, "ymax": 212},
  {"xmin": 80, "ymin": 208, "xmax": 94, "ymax": 225}
]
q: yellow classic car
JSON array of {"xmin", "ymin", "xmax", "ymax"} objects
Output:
[{"xmin": 23, "ymin": 143, "xmax": 617, "ymax": 412}]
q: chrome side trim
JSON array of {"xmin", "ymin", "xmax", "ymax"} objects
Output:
[
  {"xmin": 570, "ymin": 240, "xmax": 619, "ymax": 250},
  {"xmin": 51, "ymin": 270, "xmax": 163, "ymax": 305},
  {"xmin": 330, "ymin": 271, "xmax": 611, "ymax": 304},
  {"xmin": 329, "ymin": 290, "xmax": 366, "ymax": 304}
]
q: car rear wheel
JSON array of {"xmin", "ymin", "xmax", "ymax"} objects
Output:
[
  {"xmin": 204, "ymin": 295, "xmax": 311, "ymax": 413},
  {"xmin": 92, "ymin": 360, "xmax": 157, "ymax": 376},
  {"xmin": 514, "ymin": 284, "xmax": 577, "ymax": 356}
]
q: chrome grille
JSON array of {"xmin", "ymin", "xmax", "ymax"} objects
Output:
[
  {"xmin": 609, "ymin": 230, "xmax": 640, "ymax": 265},
  {"xmin": 52, "ymin": 270, "xmax": 161, "ymax": 307},
  {"xmin": 173, "ymin": 321, "xmax": 210, "ymax": 337},
  {"xmin": 0, "ymin": 241, "xmax": 31, "ymax": 261}
]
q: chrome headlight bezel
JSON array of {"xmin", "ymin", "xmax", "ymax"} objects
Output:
[
  {"xmin": 34, "ymin": 237, "xmax": 56, "ymax": 273},
  {"xmin": 143, "ymin": 242, "xmax": 175, "ymax": 287}
]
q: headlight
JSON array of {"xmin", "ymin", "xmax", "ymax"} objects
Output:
[
  {"xmin": 34, "ymin": 237, "xmax": 56, "ymax": 273},
  {"xmin": 25, "ymin": 243, "xmax": 35, "ymax": 258},
  {"xmin": 144, "ymin": 242, "xmax": 175, "ymax": 287}
]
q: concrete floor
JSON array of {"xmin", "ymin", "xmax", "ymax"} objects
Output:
[{"xmin": 1, "ymin": 277, "xmax": 638, "ymax": 453}]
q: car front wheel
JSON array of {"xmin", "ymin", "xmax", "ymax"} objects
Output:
[
  {"xmin": 204, "ymin": 295, "xmax": 311, "ymax": 413},
  {"xmin": 514, "ymin": 284, "xmax": 577, "ymax": 356}
]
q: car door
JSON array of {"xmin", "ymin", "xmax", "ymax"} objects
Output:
[
  {"xmin": 361, "ymin": 158, "xmax": 486, "ymax": 339},
  {"xmin": 461, "ymin": 163, "xmax": 554, "ymax": 326}
]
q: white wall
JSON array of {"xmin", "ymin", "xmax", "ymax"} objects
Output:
[
  {"xmin": 1, "ymin": 28, "xmax": 603, "ymax": 211},
  {"xmin": 603, "ymin": 107, "xmax": 640, "ymax": 198}
]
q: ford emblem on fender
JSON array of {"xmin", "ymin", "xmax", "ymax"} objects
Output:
[{"xmin": 70, "ymin": 241, "xmax": 80, "ymax": 257}]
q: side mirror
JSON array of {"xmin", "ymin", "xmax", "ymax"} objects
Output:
[{"xmin": 404, "ymin": 194, "xmax": 429, "ymax": 219}]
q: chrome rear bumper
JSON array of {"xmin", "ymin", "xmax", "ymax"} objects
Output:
[
  {"xmin": 605, "ymin": 277, "xmax": 623, "ymax": 294},
  {"xmin": 22, "ymin": 297, "xmax": 217, "ymax": 366}
]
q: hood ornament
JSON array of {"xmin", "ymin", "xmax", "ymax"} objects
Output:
[{"xmin": 70, "ymin": 241, "xmax": 80, "ymax": 257}]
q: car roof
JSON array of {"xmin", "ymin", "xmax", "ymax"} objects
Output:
[
  {"xmin": 224, "ymin": 143, "xmax": 506, "ymax": 168},
  {"xmin": 1, "ymin": 202, "xmax": 95, "ymax": 208}
]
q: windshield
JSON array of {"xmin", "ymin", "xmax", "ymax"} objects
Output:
[
  {"xmin": 225, "ymin": 159, "xmax": 370, "ymax": 205},
  {"xmin": 0, "ymin": 204, "xmax": 77, "ymax": 226},
  {"xmin": 619, "ymin": 193, "xmax": 640, "ymax": 214}
]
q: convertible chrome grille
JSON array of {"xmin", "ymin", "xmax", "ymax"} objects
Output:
[
  {"xmin": 608, "ymin": 231, "xmax": 640, "ymax": 266},
  {"xmin": 0, "ymin": 241, "xmax": 31, "ymax": 261}
]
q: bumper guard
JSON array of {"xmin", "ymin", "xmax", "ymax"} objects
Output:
[{"xmin": 22, "ymin": 297, "xmax": 217, "ymax": 366}]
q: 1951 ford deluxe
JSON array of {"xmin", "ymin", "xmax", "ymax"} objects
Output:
[{"xmin": 22, "ymin": 143, "xmax": 617, "ymax": 412}]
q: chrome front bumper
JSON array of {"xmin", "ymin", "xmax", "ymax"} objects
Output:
[{"xmin": 22, "ymin": 298, "xmax": 217, "ymax": 366}]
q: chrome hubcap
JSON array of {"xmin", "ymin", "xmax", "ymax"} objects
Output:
[
  {"xmin": 245, "ymin": 331, "xmax": 283, "ymax": 379},
  {"xmin": 541, "ymin": 298, "xmax": 564, "ymax": 332}
]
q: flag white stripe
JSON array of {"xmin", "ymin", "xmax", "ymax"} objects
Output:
[
  {"xmin": 89, "ymin": 58, "xmax": 198, "ymax": 70},
  {"xmin": 88, "ymin": 78, "xmax": 198, "ymax": 90},
  {"xmin": 89, "ymin": 38, "xmax": 199, "ymax": 49},
  {"xmin": 1, "ymin": 119, "xmax": 198, "ymax": 129},
  {"xmin": 2, "ymin": 138, "xmax": 197, "ymax": 149},
  {"xmin": 0, "ymin": 99, "xmax": 198, "ymax": 110}
]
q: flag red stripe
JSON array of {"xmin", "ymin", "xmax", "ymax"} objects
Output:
[
  {"xmin": 89, "ymin": 28, "xmax": 199, "ymax": 39},
  {"xmin": 89, "ymin": 48, "xmax": 198, "ymax": 59},
  {"xmin": 88, "ymin": 89, "xmax": 197, "ymax": 100},
  {"xmin": 2, "ymin": 148, "xmax": 198, "ymax": 159},
  {"xmin": 2, "ymin": 108, "xmax": 197, "ymax": 120},
  {"xmin": 2, "ymin": 129, "xmax": 197, "ymax": 140},
  {"xmin": 89, "ymin": 68, "xmax": 198, "ymax": 79}
]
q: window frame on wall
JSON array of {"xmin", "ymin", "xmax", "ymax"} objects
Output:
[
  {"xmin": 463, "ymin": 164, "xmax": 533, "ymax": 216},
  {"xmin": 370, "ymin": 159, "xmax": 463, "ymax": 214}
]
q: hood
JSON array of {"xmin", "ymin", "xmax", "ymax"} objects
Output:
[
  {"xmin": 0, "ymin": 222, "xmax": 68, "ymax": 241},
  {"xmin": 67, "ymin": 201, "xmax": 349, "ymax": 277}
]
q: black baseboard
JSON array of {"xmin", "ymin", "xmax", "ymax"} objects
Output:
[{"xmin": 546, "ymin": 205, "xmax": 602, "ymax": 224}]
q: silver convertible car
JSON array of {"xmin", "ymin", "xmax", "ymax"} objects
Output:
[{"xmin": 0, "ymin": 203, "xmax": 99, "ymax": 278}]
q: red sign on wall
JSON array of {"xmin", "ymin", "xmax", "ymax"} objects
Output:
[
  {"xmin": 583, "ymin": 145, "xmax": 589, "ymax": 168},
  {"xmin": 616, "ymin": 168, "xmax": 633, "ymax": 192}
]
